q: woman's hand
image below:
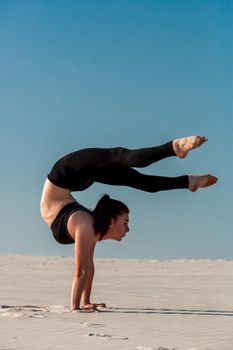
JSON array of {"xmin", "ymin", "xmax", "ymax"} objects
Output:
[
  {"xmin": 83, "ymin": 303, "xmax": 106, "ymax": 311},
  {"xmin": 71, "ymin": 304, "xmax": 98, "ymax": 312}
]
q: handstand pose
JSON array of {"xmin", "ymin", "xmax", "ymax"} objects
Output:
[{"xmin": 40, "ymin": 136, "xmax": 218, "ymax": 311}]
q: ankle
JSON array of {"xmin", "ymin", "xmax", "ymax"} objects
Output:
[{"xmin": 188, "ymin": 175, "xmax": 198, "ymax": 192}]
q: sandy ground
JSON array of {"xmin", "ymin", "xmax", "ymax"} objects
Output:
[{"xmin": 1, "ymin": 255, "xmax": 233, "ymax": 350}]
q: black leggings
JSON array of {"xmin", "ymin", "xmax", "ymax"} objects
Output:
[{"xmin": 48, "ymin": 141, "xmax": 189, "ymax": 192}]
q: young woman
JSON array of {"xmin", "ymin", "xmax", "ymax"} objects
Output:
[{"xmin": 40, "ymin": 135, "xmax": 218, "ymax": 311}]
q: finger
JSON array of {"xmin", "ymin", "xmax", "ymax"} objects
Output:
[
  {"xmin": 81, "ymin": 306, "xmax": 98, "ymax": 312},
  {"xmin": 83, "ymin": 303, "xmax": 96, "ymax": 309},
  {"xmin": 97, "ymin": 303, "xmax": 106, "ymax": 308}
]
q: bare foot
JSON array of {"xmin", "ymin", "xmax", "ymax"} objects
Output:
[
  {"xmin": 188, "ymin": 174, "xmax": 218, "ymax": 192},
  {"xmin": 173, "ymin": 136, "xmax": 208, "ymax": 158}
]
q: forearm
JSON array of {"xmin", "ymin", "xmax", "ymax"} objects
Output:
[
  {"xmin": 71, "ymin": 273, "xmax": 87, "ymax": 311},
  {"xmin": 82, "ymin": 263, "xmax": 94, "ymax": 306}
]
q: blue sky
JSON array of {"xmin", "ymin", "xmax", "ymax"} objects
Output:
[{"xmin": 1, "ymin": 0, "xmax": 232, "ymax": 259}]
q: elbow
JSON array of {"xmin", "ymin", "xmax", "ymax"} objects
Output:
[{"xmin": 74, "ymin": 267, "xmax": 87, "ymax": 279}]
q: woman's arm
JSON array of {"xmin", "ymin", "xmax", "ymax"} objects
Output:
[
  {"xmin": 81, "ymin": 243, "xmax": 106, "ymax": 310},
  {"xmin": 70, "ymin": 222, "xmax": 94, "ymax": 311},
  {"xmin": 81, "ymin": 242, "xmax": 95, "ymax": 306}
]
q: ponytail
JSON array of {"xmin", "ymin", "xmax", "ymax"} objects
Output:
[{"xmin": 93, "ymin": 194, "xmax": 129, "ymax": 240}]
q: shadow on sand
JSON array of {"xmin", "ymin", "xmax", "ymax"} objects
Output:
[
  {"xmin": 1, "ymin": 305, "xmax": 233, "ymax": 317},
  {"xmin": 105, "ymin": 307, "xmax": 233, "ymax": 317}
]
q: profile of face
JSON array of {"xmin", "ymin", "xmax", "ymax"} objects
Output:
[{"xmin": 105, "ymin": 213, "xmax": 130, "ymax": 241}]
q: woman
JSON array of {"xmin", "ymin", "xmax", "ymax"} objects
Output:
[{"xmin": 40, "ymin": 135, "xmax": 218, "ymax": 311}]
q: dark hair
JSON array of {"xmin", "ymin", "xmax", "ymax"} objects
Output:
[{"xmin": 93, "ymin": 194, "xmax": 129, "ymax": 240}]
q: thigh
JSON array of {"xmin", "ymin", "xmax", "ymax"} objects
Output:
[
  {"xmin": 94, "ymin": 167, "xmax": 154, "ymax": 191},
  {"xmin": 95, "ymin": 167, "xmax": 188, "ymax": 193}
]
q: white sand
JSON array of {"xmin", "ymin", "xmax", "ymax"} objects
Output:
[{"xmin": 1, "ymin": 255, "xmax": 233, "ymax": 350}]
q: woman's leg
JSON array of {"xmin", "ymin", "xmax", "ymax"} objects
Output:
[
  {"xmin": 94, "ymin": 167, "xmax": 189, "ymax": 192},
  {"xmin": 47, "ymin": 142, "xmax": 175, "ymax": 191},
  {"xmin": 47, "ymin": 136, "xmax": 216, "ymax": 192},
  {"xmin": 109, "ymin": 141, "xmax": 175, "ymax": 168},
  {"xmin": 105, "ymin": 135, "xmax": 208, "ymax": 168}
]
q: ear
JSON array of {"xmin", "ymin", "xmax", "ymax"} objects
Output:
[{"xmin": 109, "ymin": 217, "xmax": 116, "ymax": 227}]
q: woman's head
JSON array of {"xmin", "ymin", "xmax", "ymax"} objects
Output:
[{"xmin": 93, "ymin": 194, "xmax": 129, "ymax": 240}]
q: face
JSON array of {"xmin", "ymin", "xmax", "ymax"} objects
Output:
[{"xmin": 107, "ymin": 213, "xmax": 130, "ymax": 241}]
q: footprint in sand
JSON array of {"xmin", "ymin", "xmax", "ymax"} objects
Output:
[
  {"xmin": 50, "ymin": 305, "xmax": 70, "ymax": 313},
  {"xmin": 0, "ymin": 305, "xmax": 70, "ymax": 318},
  {"xmin": 135, "ymin": 347, "xmax": 157, "ymax": 350},
  {"xmin": 88, "ymin": 333, "xmax": 129, "ymax": 340},
  {"xmin": 80, "ymin": 322, "xmax": 105, "ymax": 328},
  {"xmin": 0, "ymin": 305, "xmax": 47, "ymax": 318},
  {"xmin": 136, "ymin": 347, "xmax": 176, "ymax": 350}
]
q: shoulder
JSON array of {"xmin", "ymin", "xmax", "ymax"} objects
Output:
[{"xmin": 67, "ymin": 210, "xmax": 95, "ymax": 241}]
